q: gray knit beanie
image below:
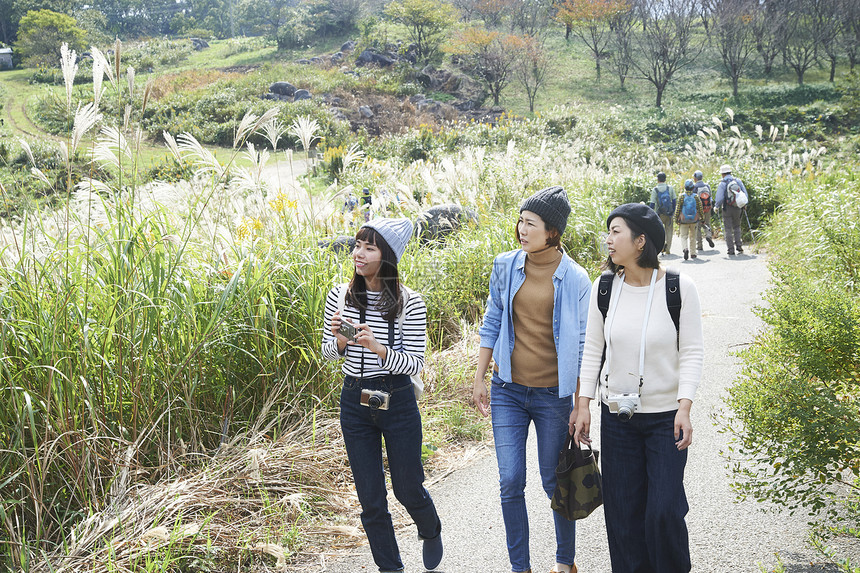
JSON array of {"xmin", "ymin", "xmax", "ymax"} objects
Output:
[
  {"xmin": 519, "ymin": 186, "xmax": 571, "ymax": 235},
  {"xmin": 361, "ymin": 217, "xmax": 413, "ymax": 262}
]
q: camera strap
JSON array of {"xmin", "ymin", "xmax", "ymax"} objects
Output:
[{"xmin": 604, "ymin": 268, "xmax": 658, "ymax": 397}]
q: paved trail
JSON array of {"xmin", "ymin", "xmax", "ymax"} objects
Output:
[{"xmin": 316, "ymin": 236, "xmax": 838, "ymax": 573}]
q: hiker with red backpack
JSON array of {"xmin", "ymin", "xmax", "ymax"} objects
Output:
[
  {"xmin": 648, "ymin": 172, "xmax": 677, "ymax": 256},
  {"xmin": 692, "ymin": 171, "xmax": 715, "ymax": 251},
  {"xmin": 674, "ymin": 179, "xmax": 704, "ymax": 260},
  {"xmin": 714, "ymin": 164, "xmax": 749, "ymax": 256}
]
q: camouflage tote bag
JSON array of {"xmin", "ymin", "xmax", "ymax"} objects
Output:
[{"xmin": 550, "ymin": 435, "xmax": 603, "ymax": 521}]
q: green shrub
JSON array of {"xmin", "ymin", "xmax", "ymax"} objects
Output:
[{"xmin": 724, "ymin": 265, "xmax": 860, "ymax": 519}]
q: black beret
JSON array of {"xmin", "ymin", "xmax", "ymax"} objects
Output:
[{"xmin": 606, "ymin": 203, "xmax": 665, "ymax": 250}]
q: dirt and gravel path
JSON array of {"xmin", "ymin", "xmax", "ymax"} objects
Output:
[{"xmin": 312, "ymin": 236, "xmax": 840, "ymax": 573}]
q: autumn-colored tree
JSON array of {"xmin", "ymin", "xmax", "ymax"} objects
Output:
[
  {"xmin": 510, "ymin": 34, "xmax": 551, "ymax": 112},
  {"xmin": 448, "ymin": 26, "xmax": 519, "ymax": 105},
  {"xmin": 554, "ymin": 0, "xmax": 629, "ymax": 79},
  {"xmin": 385, "ymin": 0, "xmax": 457, "ymax": 63}
]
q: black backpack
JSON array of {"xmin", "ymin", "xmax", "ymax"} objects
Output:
[{"xmin": 596, "ymin": 270, "xmax": 681, "ymax": 370}]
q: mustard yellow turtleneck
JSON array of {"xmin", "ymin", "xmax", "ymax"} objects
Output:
[{"xmin": 510, "ymin": 247, "xmax": 562, "ymax": 387}]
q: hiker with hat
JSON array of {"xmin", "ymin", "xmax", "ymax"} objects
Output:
[
  {"xmin": 573, "ymin": 203, "xmax": 704, "ymax": 573},
  {"xmin": 648, "ymin": 172, "xmax": 677, "ymax": 256},
  {"xmin": 674, "ymin": 179, "xmax": 704, "ymax": 260},
  {"xmin": 473, "ymin": 186, "xmax": 592, "ymax": 573},
  {"xmin": 692, "ymin": 170, "xmax": 715, "ymax": 251},
  {"xmin": 714, "ymin": 164, "xmax": 749, "ymax": 256},
  {"xmin": 322, "ymin": 217, "xmax": 443, "ymax": 572}
]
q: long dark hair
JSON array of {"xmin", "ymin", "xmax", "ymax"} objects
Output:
[
  {"xmin": 346, "ymin": 226, "xmax": 403, "ymax": 321},
  {"xmin": 602, "ymin": 216, "xmax": 660, "ymax": 273}
]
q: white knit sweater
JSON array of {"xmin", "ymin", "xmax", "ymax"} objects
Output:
[{"xmin": 578, "ymin": 271, "xmax": 704, "ymax": 413}]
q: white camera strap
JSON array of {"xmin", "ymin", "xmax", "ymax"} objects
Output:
[{"xmin": 604, "ymin": 268, "xmax": 658, "ymax": 397}]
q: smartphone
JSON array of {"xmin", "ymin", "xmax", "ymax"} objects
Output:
[{"xmin": 338, "ymin": 321, "xmax": 357, "ymax": 341}]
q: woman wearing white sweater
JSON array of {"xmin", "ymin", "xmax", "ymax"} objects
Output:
[{"xmin": 573, "ymin": 203, "xmax": 703, "ymax": 573}]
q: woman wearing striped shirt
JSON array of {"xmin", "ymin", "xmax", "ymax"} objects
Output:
[{"xmin": 321, "ymin": 217, "xmax": 443, "ymax": 573}]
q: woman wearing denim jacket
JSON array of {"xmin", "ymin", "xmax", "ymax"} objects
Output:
[{"xmin": 473, "ymin": 186, "xmax": 592, "ymax": 573}]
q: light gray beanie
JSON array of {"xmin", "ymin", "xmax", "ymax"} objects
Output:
[{"xmin": 361, "ymin": 217, "xmax": 414, "ymax": 262}]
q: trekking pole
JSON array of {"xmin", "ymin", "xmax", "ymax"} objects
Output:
[{"xmin": 743, "ymin": 208, "xmax": 757, "ymax": 249}]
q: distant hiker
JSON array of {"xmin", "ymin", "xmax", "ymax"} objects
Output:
[
  {"xmin": 473, "ymin": 186, "xmax": 591, "ymax": 573},
  {"xmin": 649, "ymin": 172, "xmax": 677, "ymax": 256},
  {"xmin": 675, "ymin": 179, "xmax": 704, "ymax": 260},
  {"xmin": 342, "ymin": 191, "xmax": 359, "ymax": 214},
  {"xmin": 322, "ymin": 218, "xmax": 444, "ymax": 572},
  {"xmin": 692, "ymin": 170, "xmax": 715, "ymax": 251},
  {"xmin": 574, "ymin": 203, "xmax": 704, "ymax": 573},
  {"xmin": 714, "ymin": 164, "xmax": 749, "ymax": 256}
]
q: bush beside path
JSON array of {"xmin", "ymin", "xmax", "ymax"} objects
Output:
[{"xmin": 309, "ymin": 237, "xmax": 839, "ymax": 573}]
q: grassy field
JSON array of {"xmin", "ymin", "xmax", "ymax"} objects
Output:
[{"xmin": 0, "ymin": 24, "xmax": 858, "ymax": 573}]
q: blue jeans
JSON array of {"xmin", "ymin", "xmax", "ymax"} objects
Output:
[
  {"xmin": 340, "ymin": 374, "xmax": 441, "ymax": 573},
  {"xmin": 490, "ymin": 375, "xmax": 576, "ymax": 572},
  {"xmin": 601, "ymin": 403, "xmax": 691, "ymax": 573}
]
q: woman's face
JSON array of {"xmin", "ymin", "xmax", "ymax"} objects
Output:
[
  {"xmin": 517, "ymin": 210, "xmax": 552, "ymax": 253},
  {"xmin": 352, "ymin": 238, "xmax": 382, "ymax": 281},
  {"xmin": 606, "ymin": 217, "xmax": 644, "ymax": 267}
]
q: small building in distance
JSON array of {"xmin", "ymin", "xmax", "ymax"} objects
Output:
[{"xmin": 0, "ymin": 48, "xmax": 13, "ymax": 70}]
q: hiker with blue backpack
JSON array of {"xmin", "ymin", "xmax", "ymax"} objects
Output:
[
  {"xmin": 573, "ymin": 203, "xmax": 704, "ymax": 573},
  {"xmin": 714, "ymin": 164, "xmax": 749, "ymax": 256},
  {"xmin": 674, "ymin": 179, "xmax": 704, "ymax": 260},
  {"xmin": 692, "ymin": 171, "xmax": 715, "ymax": 251},
  {"xmin": 648, "ymin": 172, "xmax": 677, "ymax": 256}
]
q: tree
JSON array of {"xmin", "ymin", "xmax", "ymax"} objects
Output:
[
  {"xmin": 712, "ymin": 0, "xmax": 757, "ymax": 97},
  {"xmin": 0, "ymin": 0, "xmax": 77, "ymax": 45},
  {"xmin": 750, "ymin": 0, "xmax": 787, "ymax": 76},
  {"xmin": 385, "ymin": 0, "xmax": 457, "ymax": 63},
  {"xmin": 508, "ymin": 0, "xmax": 551, "ymax": 38},
  {"xmin": 511, "ymin": 33, "xmax": 550, "ymax": 112},
  {"xmin": 554, "ymin": 0, "xmax": 629, "ymax": 79},
  {"xmin": 448, "ymin": 26, "xmax": 519, "ymax": 105},
  {"xmin": 15, "ymin": 9, "xmax": 85, "ymax": 67},
  {"xmin": 607, "ymin": 3, "xmax": 635, "ymax": 87},
  {"xmin": 843, "ymin": 0, "xmax": 860, "ymax": 71},
  {"xmin": 306, "ymin": 0, "xmax": 366, "ymax": 35},
  {"xmin": 813, "ymin": 0, "xmax": 842, "ymax": 82},
  {"xmin": 451, "ymin": 0, "xmax": 513, "ymax": 28},
  {"xmin": 630, "ymin": 0, "xmax": 703, "ymax": 107},
  {"xmin": 237, "ymin": 0, "xmax": 295, "ymax": 42},
  {"xmin": 782, "ymin": 0, "xmax": 820, "ymax": 85}
]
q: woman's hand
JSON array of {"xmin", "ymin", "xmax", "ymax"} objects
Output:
[
  {"xmin": 331, "ymin": 311, "xmax": 350, "ymax": 342},
  {"xmin": 473, "ymin": 378, "xmax": 489, "ymax": 417},
  {"xmin": 572, "ymin": 397, "xmax": 592, "ymax": 446},
  {"xmin": 353, "ymin": 323, "xmax": 386, "ymax": 359},
  {"xmin": 674, "ymin": 399, "xmax": 693, "ymax": 450}
]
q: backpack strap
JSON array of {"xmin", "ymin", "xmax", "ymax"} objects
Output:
[
  {"xmin": 336, "ymin": 283, "xmax": 348, "ymax": 315},
  {"xmin": 598, "ymin": 269, "xmax": 682, "ymax": 371},
  {"xmin": 665, "ymin": 270, "xmax": 681, "ymax": 348},
  {"xmin": 597, "ymin": 270, "xmax": 615, "ymax": 372},
  {"xmin": 396, "ymin": 285, "xmax": 410, "ymax": 336}
]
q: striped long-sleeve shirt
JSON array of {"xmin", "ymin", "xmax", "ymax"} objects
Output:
[{"xmin": 321, "ymin": 285, "xmax": 426, "ymax": 378}]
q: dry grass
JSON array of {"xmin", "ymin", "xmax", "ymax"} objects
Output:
[
  {"xmin": 33, "ymin": 410, "xmax": 353, "ymax": 573},
  {"xmin": 148, "ymin": 69, "xmax": 249, "ymax": 101},
  {"xmin": 30, "ymin": 329, "xmax": 488, "ymax": 573}
]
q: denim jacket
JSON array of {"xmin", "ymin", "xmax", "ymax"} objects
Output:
[{"xmin": 479, "ymin": 249, "xmax": 592, "ymax": 398}]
